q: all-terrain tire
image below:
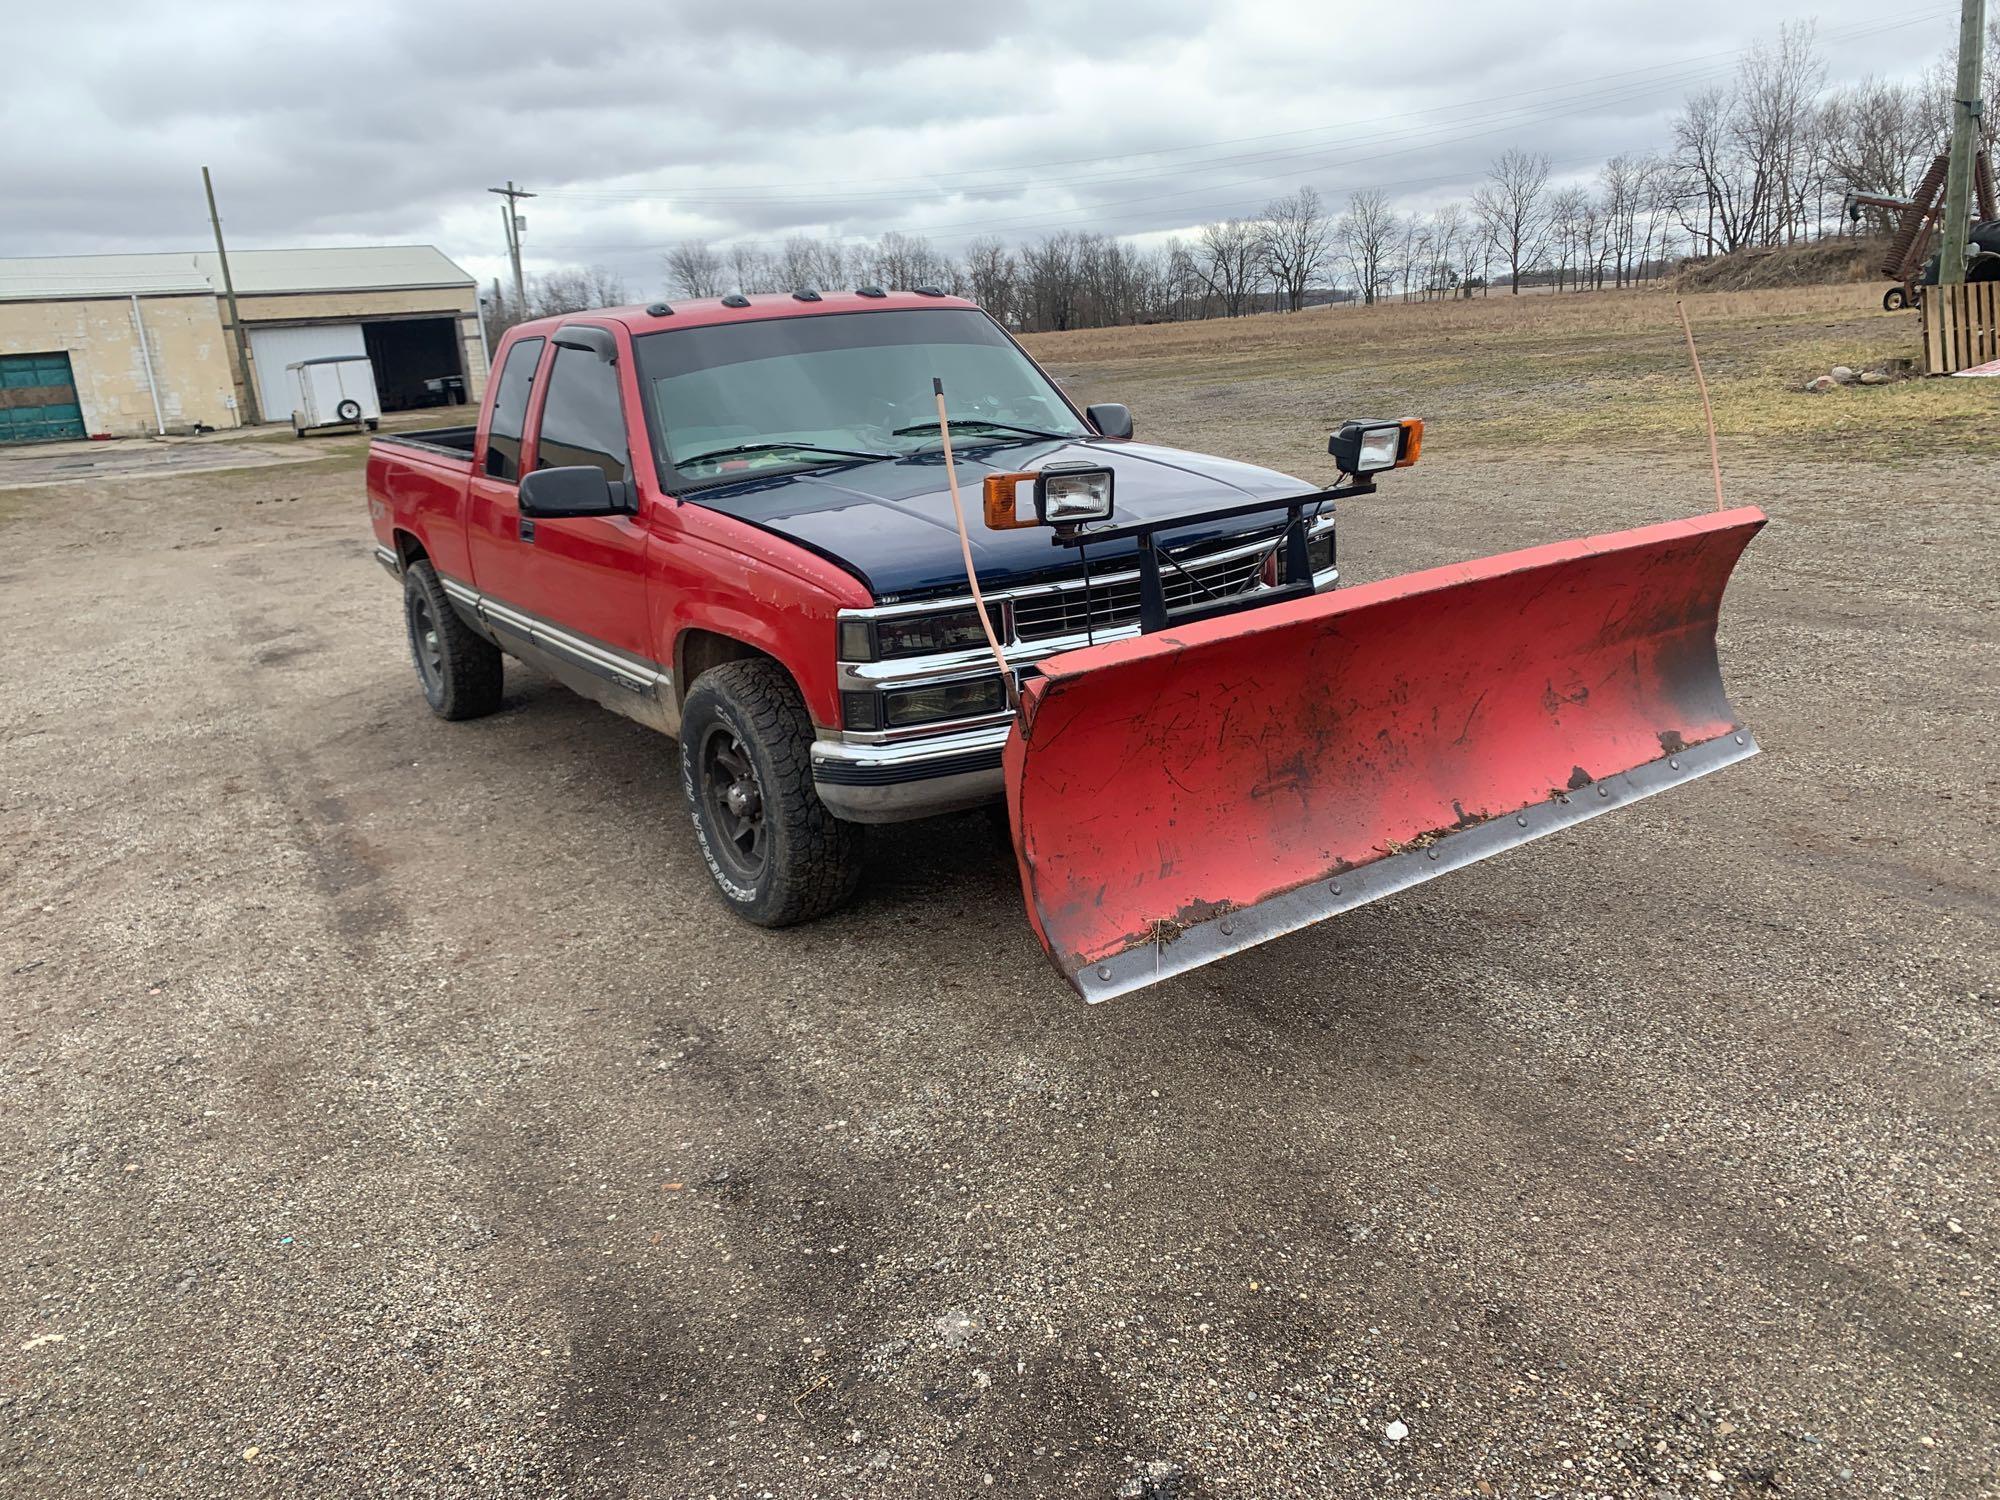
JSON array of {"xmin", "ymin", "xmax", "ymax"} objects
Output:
[
  {"xmin": 402, "ymin": 560, "xmax": 503, "ymax": 720},
  {"xmin": 678, "ymin": 659, "xmax": 863, "ymax": 927}
]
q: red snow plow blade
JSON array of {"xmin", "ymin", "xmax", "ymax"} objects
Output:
[{"xmin": 1004, "ymin": 507, "xmax": 1766, "ymax": 1001}]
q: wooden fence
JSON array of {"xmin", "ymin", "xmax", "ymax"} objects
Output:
[{"xmin": 1921, "ymin": 281, "xmax": 2000, "ymax": 374}]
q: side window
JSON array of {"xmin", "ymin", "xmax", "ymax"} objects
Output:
[
  {"xmin": 535, "ymin": 346, "xmax": 630, "ymax": 482},
  {"xmin": 484, "ymin": 336, "xmax": 544, "ymax": 481}
]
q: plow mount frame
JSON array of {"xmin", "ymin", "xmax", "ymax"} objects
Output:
[{"xmin": 1054, "ymin": 482, "xmax": 1372, "ymax": 634}]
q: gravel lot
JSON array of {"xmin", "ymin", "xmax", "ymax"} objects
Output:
[{"xmin": 1, "ymin": 403, "xmax": 1994, "ymax": 1497}]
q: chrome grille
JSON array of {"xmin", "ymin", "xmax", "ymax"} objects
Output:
[{"xmin": 1010, "ymin": 547, "xmax": 1272, "ymax": 642}]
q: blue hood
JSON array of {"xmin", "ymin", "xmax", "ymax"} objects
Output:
[{"xmin": 680, "ymin": 438, "xmax": 1318, "ymax": 600}]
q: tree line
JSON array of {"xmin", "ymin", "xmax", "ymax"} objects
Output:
[{"xmin": 485, "ymin": 20, "xmax": 1999, "ymax": 341}]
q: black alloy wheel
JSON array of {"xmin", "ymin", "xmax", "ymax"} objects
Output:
[
  {"xmin": 676, "ymin": 658, "xmax": 862, "ymax": 926},
  {"xmin": 408, "ymin": 588, "xmax": 445, "ymax": 697},
  {"xmin": 699, "ymin": 724, "xmax": 767, "ymax": 887}
]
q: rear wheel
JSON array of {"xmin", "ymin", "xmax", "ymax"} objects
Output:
[
  {"xmin": 678, "ymin": 659, "xmax": 862, "ymax": 926},
  {"xmin": 402, "ymin": 561, "xmax": 502, "ymax": 720}
]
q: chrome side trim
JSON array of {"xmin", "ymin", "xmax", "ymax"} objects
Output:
[
  {"xmin": 419, "ymin": 571, "xmax": 673, "ymax": 699},
  {"xmin": 374, "ymin": 544, "xmax": 401, "ymax": 577},
  {"xmin": 1069, "ymin": 731, "xmax": 1761, "ymax": 1003}
]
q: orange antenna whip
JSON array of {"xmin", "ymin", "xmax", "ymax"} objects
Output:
[
  {"xmin": 1675, "ymin": 298, "xmax": 1725, "ymax": 513},
  {"xmin": 932, "ymin": 378, "xmax": 1018, "ymax": 708}
]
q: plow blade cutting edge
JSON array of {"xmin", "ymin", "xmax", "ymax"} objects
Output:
[{"xmin": 1003, "ymin": 507, "xmax": 1767, "ymax": 1001}]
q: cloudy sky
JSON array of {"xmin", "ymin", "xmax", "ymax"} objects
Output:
[{"xmin": 4, "ymin": 0, "xmax": 1957, "ymax": 295}]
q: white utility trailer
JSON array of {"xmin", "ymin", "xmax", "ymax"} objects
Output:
[{"xmin": 287, "ymin": 355, "xmax": 381, "ymax": 437}]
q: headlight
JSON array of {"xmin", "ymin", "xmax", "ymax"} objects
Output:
[
  {"xmin": 840, "ymin": 609, "xmax": 993, "ymax": 662},
  {"xmin": 1035, "ymin": 464, "xmax": 1115, "ymax": 525},
  {"xmin": 1328, "ymin": 418, "xmax": 1422, "ymax": 474},
  {"xmin": 881, "ymin": 676, "xmax": 1007, "ymax": 727}
]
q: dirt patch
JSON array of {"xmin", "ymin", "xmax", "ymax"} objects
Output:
[{"xmin": 0, "ymin": 359, "xmax": 1994, "ymax": 1498}]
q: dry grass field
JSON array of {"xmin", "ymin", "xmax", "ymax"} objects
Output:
[{"xmin": 1024, "ymin": 283, "xmax": 1994, "ymax": 469}]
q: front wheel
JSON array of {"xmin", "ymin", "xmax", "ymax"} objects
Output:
[
  {"xmin": 1882, "ymin": 286, "xmax": 1908, "ymax": 311},
  {"xmin": 678, "ymin": 660, "xmax": 862, "ymax": 927}
]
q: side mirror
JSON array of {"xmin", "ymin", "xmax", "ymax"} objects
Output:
[
  {"xmin": 518, "ymin": 465, "xmax": 633, "ymax": 518},
  {"xmin": 1086, "ymin": 403, "xmax": 1133, "ymax": 440}
]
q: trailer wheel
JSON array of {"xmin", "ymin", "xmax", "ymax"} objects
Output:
[
  {"xmin": 1882, "ymin": 286, "xmax": 1908, "ymax": 311},
  {"xmin": 678, "ymin": 659, "xmax": 862, "ymax": 927},
  {"xmin": 337, "ymin": 398, "xmax": 363, "ymax": 423},
  {"xmin": 402, "ymin": 561, "xmax": 503, "ymax": 720}
]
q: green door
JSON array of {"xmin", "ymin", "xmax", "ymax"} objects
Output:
[{"xmin": 0, "ymin": 352, "xmax": 87, "ymax": 443}]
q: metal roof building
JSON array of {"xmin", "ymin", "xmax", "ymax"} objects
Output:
[{"xmin": 0, "ymin": 245, "xmax": 487, "ymax": 441}]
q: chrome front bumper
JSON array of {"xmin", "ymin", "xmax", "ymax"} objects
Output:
[{"xmin": 810, "ymin": 722, "xmax": 1012, "ymax": 823}]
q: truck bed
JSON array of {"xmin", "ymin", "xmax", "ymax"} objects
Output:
[{"xmin": 374, "ymin": 426, "xmax": 477, "ymax": 461}]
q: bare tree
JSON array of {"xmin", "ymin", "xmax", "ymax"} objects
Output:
[
  {"xmin": 1472, "ymin": 148, "xmax": 1551, "ymax": 292},
  {"xmin": 1019, "ymin": 232, "xmax": 1083, "ymax": 331},
  {"xmin": 1422, "ymin": 203, "xmax": 1465, "ymax": 299},
  {"xmin": 663, "ymin": 240, "xmax": 725, "ymax": 299},
  {"xmin": 726, "ymin": 243, "xmax": 778, "ymax": 295},
  {"xmin": 1195, "ymin": 218, "xmax": 1260, "ymax": 316},
  {"xmin": 1820, "ymin": 79, "xmax": 1938, "ymax": 217},
  {"xmin": 1669, "ymin": 23, "xmax": 1826, "ymax": 253},
  {"xmin": 1258, "ymin": 188, "xmax": 1335, "ymax": 311},
  {"xmin": 1162, "ymin": 237, "xmax": 1202, "ymax": 321},
  {"xmin": 1337, "ymin": 189, "xmax": 1398, "ymax": 306},
  {"xmin": 963, "ymin": 236, "xmax": 1017, "ymax": 321},
  {"xmin": 527, "ymin": 266, "xmax": 628, "ymax": 316}
]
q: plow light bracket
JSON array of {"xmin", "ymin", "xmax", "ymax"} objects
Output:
[
  {"xmin": 1329, "ymin": 418, "xmax": 1423, "ymax": 474},
  {"xmin": 983, "ymin": 464, "xmax": 1116, "ymax": 531}
]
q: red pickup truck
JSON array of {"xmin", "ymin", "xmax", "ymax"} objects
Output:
[{"xmin": 366, "ymin": 290, "xmax": 1340, "ymax": 927}]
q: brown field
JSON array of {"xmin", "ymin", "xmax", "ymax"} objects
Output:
[{"xmin": 1023, "ymin": 283, "xmax": 1994, "ymax": 470}]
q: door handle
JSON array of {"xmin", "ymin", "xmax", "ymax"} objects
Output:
[{"xmin": 518, "ymin": 517, "xmax": 536, "ymax": 542}]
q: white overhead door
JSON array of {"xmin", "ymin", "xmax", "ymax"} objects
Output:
[{"xmin": 248, "ymin": 323, "xmax": 365, "ymax": 422}]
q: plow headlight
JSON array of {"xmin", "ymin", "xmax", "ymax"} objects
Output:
[
  {"xmin": 1035, "ymin": 464, "xmax": 1115, "ymax": 525},
  {"xmin": 1329, "ymin": 418, "xmax": 1422, "ymax": 474}
]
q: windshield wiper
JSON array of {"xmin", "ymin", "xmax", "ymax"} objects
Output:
[
  {"xmin": 892, "ymin": 418, "xmax": 1070, "ymax": 443},
  {"xmin": 678, "ymin": 440, "xmax": 898, "ymax": 468}
]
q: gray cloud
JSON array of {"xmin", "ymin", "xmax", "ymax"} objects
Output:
[{"xmin": 3, "ymin": 0, "xmax": 1953, "ymax": 294}]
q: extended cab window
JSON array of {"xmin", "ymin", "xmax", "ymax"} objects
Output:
[
  {"xmin": 535, "ymin": 346, "xmax": 630, "ymax": 481},
  {"xmin": 485, "ymin": 337, "xmax": 544, "ymax": 481}
]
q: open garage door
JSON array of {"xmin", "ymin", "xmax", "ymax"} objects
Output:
[
  {"xmin": 248, "ymin": 323, "xmax": 364, "ymax": 423},
  {"xmin": 362, "ymin": 317, "xmax": 466, "ymax": 410}
]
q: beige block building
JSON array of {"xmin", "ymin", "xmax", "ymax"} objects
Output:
[{"xmin": 0, "ymin": 246, "xmax": 487, "ymax": 442}]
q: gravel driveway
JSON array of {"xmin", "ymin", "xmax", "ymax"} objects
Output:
[{"xmin": 0, "ymin": 431, "xmax": 1993, "ymax": 1497}]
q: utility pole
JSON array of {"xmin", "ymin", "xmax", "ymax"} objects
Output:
[
  {"xmin": 488, "ymin": 181, "xmax": 535, "ymax": 310},
  {"xmin": 203, "ymin": 166, "xmax": 260, "ymax": 425},
  {"xmin": 1937, "ymin": 0, "xmax": 1988, "ymax": 286}
]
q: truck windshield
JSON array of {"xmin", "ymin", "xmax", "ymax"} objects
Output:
[{"xmin": 634, "ymin": 309, "xmax": 1088, "ymax": 488}]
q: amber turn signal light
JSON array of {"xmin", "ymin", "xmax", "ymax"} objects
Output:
[
  {"xmin": 1396, "ymin": 418, "xmax": 1423, "ymax": 467},
  {"xmin": 983, "ymin": 472, "xmax": 1040, "ymax": 530}
]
